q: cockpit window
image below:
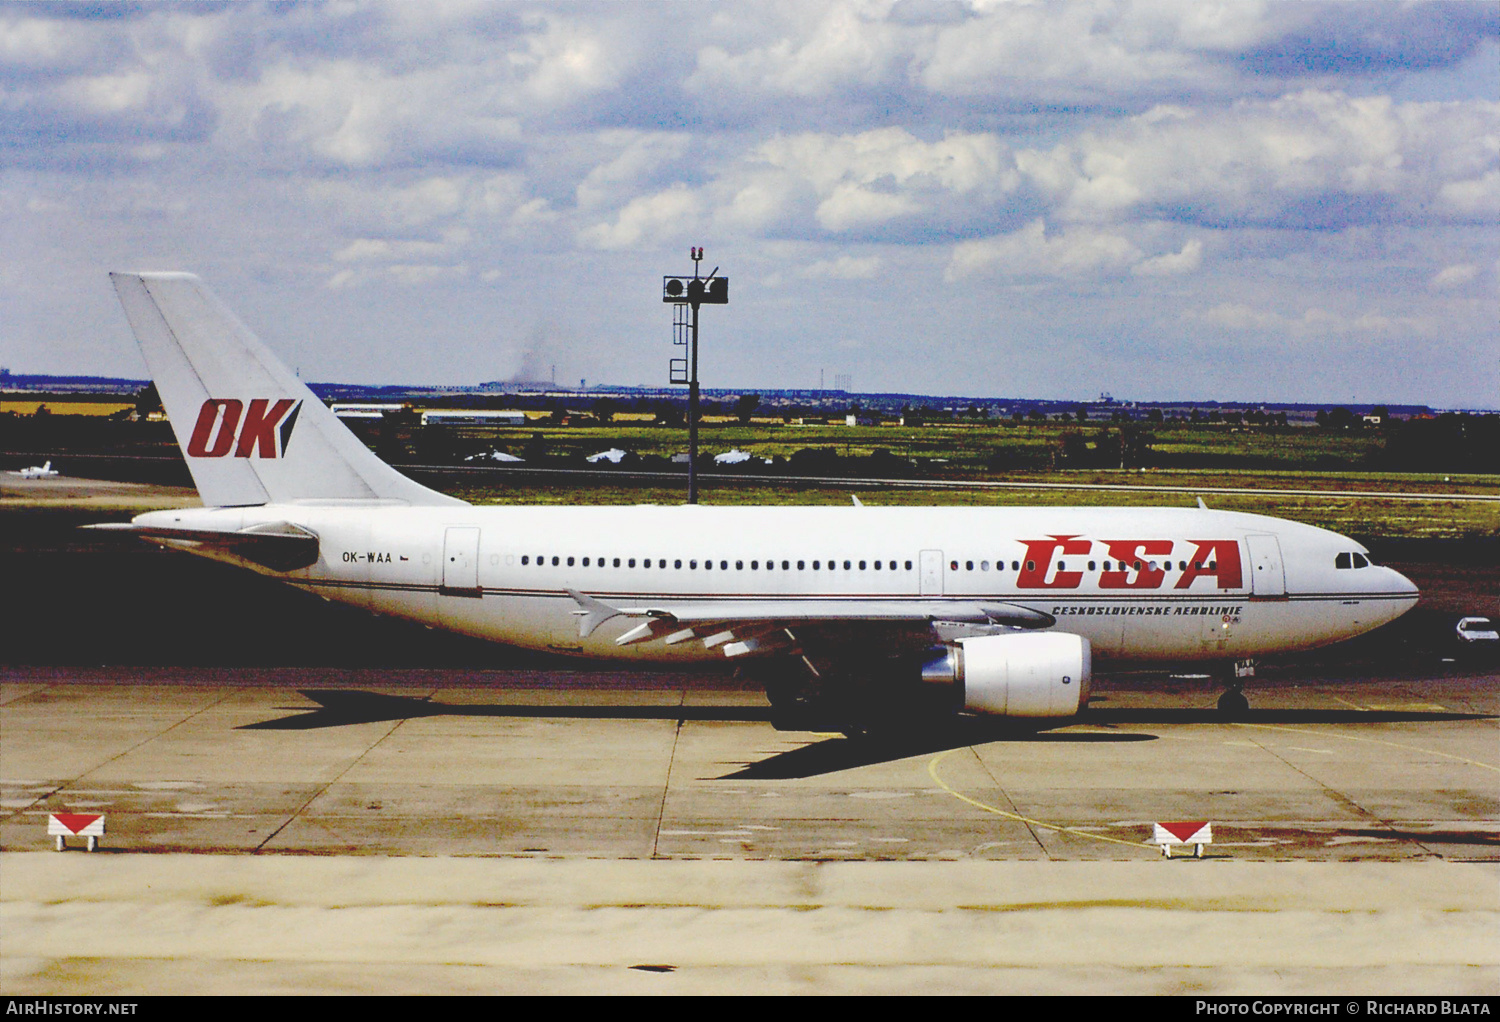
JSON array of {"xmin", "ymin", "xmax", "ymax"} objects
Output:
[
  {"xmin": 1335, "ymin": 552, "xmax": 1352, "ymax": 569},
  {"xmin": 1352, "ymin": 552, "xmax": 1370, "ymax": 568}
]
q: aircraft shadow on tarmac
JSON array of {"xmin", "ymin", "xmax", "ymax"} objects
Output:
[
  {"xmin": 240, "ymin": 689, "xmax": 773, "ymax": 729},
  {"xmin": 237, "ymin": 689, "xmax": 1494, "ymax": 780}
]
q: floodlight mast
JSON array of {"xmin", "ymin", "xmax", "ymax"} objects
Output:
[{"xmin": 663, "ymin": 247, "xmax": 727, "ymax": 505}]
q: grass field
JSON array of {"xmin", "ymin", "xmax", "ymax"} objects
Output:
[
  {"xmin": 422, "ymin": 417, "xmax": 1460, "ymax": 474},
  {"xmin": 4, "ymin": 403, "xmax": 1496, "ymax": 541},
  {"xmin": 438, "ymin": 475, "xmax": 1500, "ymax": 543},
  {"xmin": 0, "ymin": 400, "xmax": 132, "ymax": 417}
]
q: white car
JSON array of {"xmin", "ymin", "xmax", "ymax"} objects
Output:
[{"xmin": 1456, "ymin": 617, "xmax": 1499, "ymax": 644}]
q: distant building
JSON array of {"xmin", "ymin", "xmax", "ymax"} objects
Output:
[
  {"xmin": 332, "ymin": 403, "xmax": 407, "ymax": 420},
  {"xmin": 419, "ymin": 410, "xmax": 526, "ymax": 426}
]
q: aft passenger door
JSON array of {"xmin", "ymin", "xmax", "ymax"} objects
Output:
[{"xmin": 441, "ymin": 526, "xmax": 482, "ymax": 597}]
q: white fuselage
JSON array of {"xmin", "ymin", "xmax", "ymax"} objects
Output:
[{"xmin": 135, "ymin": 502, "xmax": 1419, "ymax": 664}]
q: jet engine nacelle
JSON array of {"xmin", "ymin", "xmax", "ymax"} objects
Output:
[{"xmin": 921, "ymin": 632, "xmax": 1092, "ymax": 719}]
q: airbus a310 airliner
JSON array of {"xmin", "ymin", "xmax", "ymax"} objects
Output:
[{"xmin": 92, "ymin": 272, "xmax": 1418, "ymax": 728}]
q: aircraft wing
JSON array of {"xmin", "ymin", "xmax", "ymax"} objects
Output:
[
  {"xmin": 567, "ymin": 589, "xmax": 1054, "ymax": 658},
  {"xmin": 84, "ymin": 521, "xmax": 320, "ymax": 572}
]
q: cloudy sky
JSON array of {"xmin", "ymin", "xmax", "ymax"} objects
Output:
[{"xmin": 3, "ymin": 1, "xmax": 1497, "ymax": 407}]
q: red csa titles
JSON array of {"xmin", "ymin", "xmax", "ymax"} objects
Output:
[
  {"xmin": 186, "ymin": 399, "xmax": 302, "ymax": 459},
  {"xmin": 1016, "ymin": 536, "xmax": 1243, "ymax": 591}
]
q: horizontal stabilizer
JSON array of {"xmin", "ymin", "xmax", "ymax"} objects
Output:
[
  {"xmin": 566, "ymin": 588, "xmax": 623, "ymax": 638},
  {"xmin": 84, "ymin": 520, "xmax": 320, "ymax": 572}
]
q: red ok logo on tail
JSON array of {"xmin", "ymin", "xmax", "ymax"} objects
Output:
[{"xmin": 186, "ymin": 399, "xmax": 302, "ymax": 458}]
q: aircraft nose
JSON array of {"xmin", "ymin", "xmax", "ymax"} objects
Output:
[{"xmin": 1386, "ymin": 566, "xmax": 1420, "ymax": 605}]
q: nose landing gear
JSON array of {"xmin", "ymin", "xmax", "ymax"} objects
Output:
[{"xmin": 1216, "ymin": 659, "xmax": 1257, "ymax": 718}]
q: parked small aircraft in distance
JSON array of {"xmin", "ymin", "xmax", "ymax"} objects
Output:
[
  {"xmin": 91, "ymin": 272, "xmax": 1420, "ymax": 730},
  {"xmin": 11, "ymin": 461, "xmax": 58, "ymax": 479}
]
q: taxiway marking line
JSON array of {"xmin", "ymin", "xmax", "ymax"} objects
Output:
[
  {"xmin": 1332, "ymin": 694, "xmax": 1451, "ymax": 713},
  {"xmin": 927, "ymin": 748, "xmax": 1151, "ymax": 850},
  {"xmin": 1233, "ymin": 722, "xmax": 1500, "ymax": 773}
]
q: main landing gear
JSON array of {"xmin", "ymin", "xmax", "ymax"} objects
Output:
[{"xmin": 1216, "ymin": 659, "xmax": 1256, "ymax": 717}]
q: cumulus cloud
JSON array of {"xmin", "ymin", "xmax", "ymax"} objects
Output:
[
  {"xmin": 574, "ymin": 132, "xmax": 693, "ymax": 212},
  {"xmin": 748, "ymin": 127, "xmax": 1018, "ymax": 238},
  {"xmin": 3, "ymin": 1, "xmax": 1496, "ymax": 404},
  {"xmin": 804, "ymin": 254, "xmax": 882, "ymax": 280},
  {"xmin": 580, "ymin": 185, "xmax": 703, "ymax": 250},
  {"xmin": 919, "ymin": 3, "xmax": 1211, "ymax": 102},
  {"xmin": 1016, "ymin": 91, "xmax": 1500, "ymax": 229},
  {"xmin": 1440, "ymin": 169, "xmax": 1500, "ymax": 219},
  {"xmin": 1133, "ymin": 238, "xmax": 1203, "ymax": 277},
  {"xmin": 1188, "ymin": 302, "xmax": 1436, "ymax": 339},
  {"xmin": 1429, "ymin": 263, "xmax": 1480, "ymax": 291},
  {"xmin": 946, "ymin": 219, "xmax": 1207, "ymax": 282},
  {"xmin": 685, "ymin": 1, "xmax": 1499, "ymax": 117},
  {"xmin": 509, "ymin": 12, "xmax": 624, "ymax": 107},
  {"xmin": 690, "ymin": 2, "xmax": 909, "ymax": 99}
]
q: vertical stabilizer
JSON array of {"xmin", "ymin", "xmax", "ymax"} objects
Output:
[{"xmin": 111, "ymin": 272, "xmax": 464, "ymax": 507}]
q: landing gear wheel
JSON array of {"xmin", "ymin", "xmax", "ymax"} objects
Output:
[
  {"xmin": 1217, "ymin": 688, "xmax": 1250, "ymax": 717},
  {"xmin": 763, "ymin": 676, "xmax": 800, "ymax": 710}
]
